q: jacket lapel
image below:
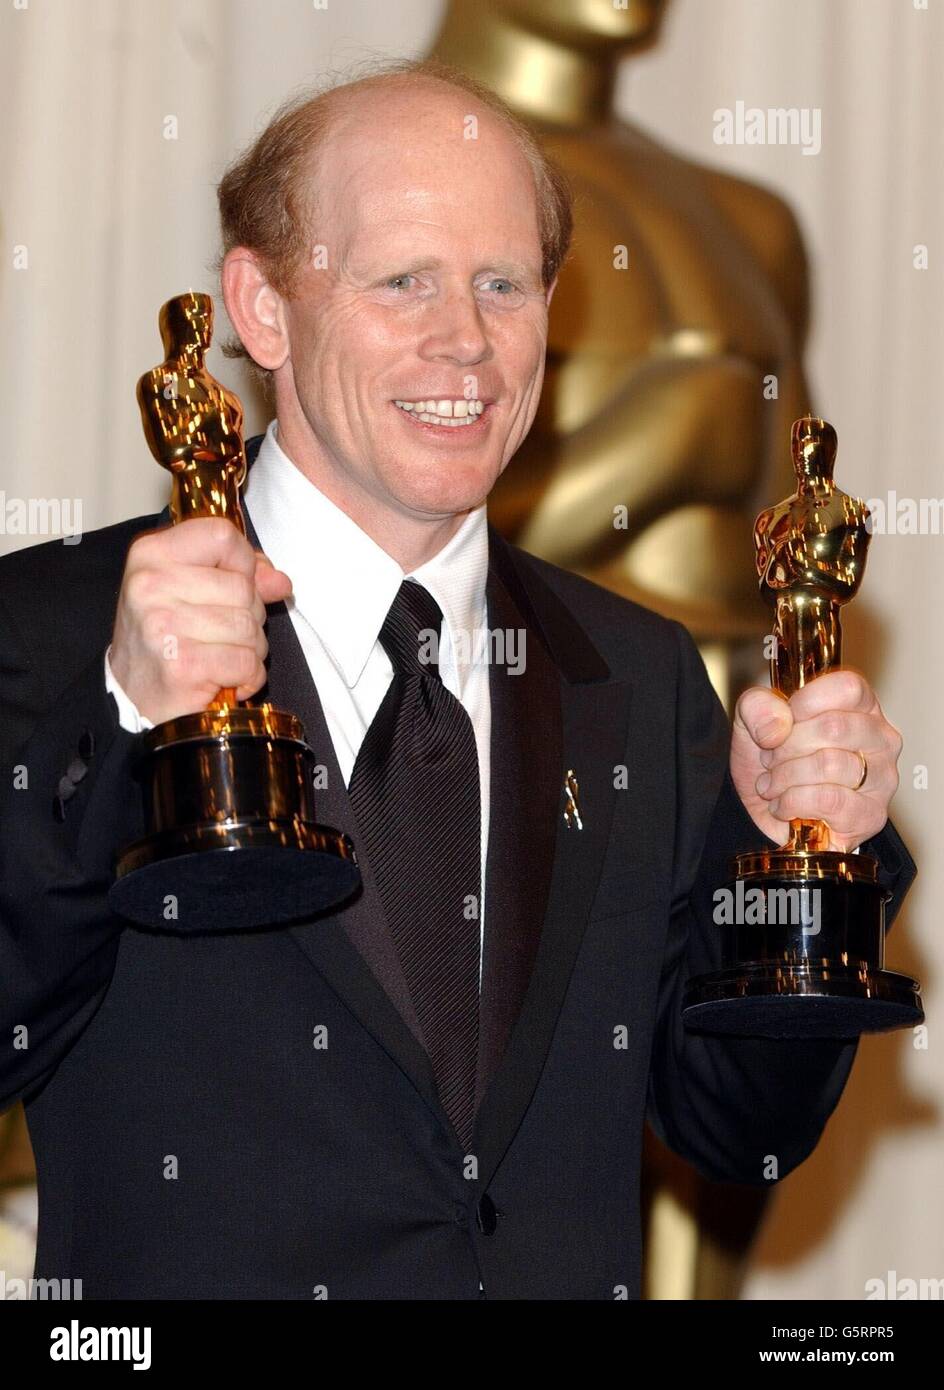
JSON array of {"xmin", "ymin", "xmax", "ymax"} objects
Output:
[
  {"xmin": 472, "ymin": 529, "xmax": 633, "ymax": 1185},
  {"xmin": 475, "ymin": 555, "xmax": 560, "ymax": 1108}
]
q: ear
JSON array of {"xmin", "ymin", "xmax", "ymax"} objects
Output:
[
  {"xmin": 221, "ymin": 249, "xmax": 290, "ymax": 371},
  {"xmin": 544, "ymin": 275, "xmax": 558, "ymax": 309}
]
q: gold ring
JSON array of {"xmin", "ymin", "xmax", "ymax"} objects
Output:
[{"xmin": 854, "ymin": 750, "xmax": 868, "ymax": 790}]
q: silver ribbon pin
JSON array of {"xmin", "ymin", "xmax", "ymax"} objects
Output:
[{"xmin": 563, "ymin": 768, "xmax": 583, "ymax": 830}]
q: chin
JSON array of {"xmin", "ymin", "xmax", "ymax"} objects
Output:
[{"xmin": 387, "ymin": 459, "xmax": 499, "ymax": 518}]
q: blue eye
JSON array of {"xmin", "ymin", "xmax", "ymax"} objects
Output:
[
  {"xmin": 486, "ymin": 279, "xmax": 515, "ymax": 294},
  {"xmin": 385, "ymin": 274, "xmax": 414, "ymax": 291}
]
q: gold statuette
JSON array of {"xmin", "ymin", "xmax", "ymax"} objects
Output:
[
  {"xmin": 108, "ymin": 292, "xmax": 360, "ymax": 932},
  {"xmin": 683, "ymin": 417, "xmax": 922, "ymax": 1037}
]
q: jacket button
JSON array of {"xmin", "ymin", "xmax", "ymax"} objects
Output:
[
  {"xmin": 77, "ymin": 728, "xmax": 95, "ymax": 760},
  {"xmin": 476, "ymin": 1194, "xmax": 498, "ymax": 1236}
]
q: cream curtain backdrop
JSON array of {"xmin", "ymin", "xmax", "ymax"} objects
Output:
[{"xmin": 0, "ymin": 0, "xmax": 940, "ymax": 1298}]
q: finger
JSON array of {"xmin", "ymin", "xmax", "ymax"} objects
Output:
[
  {"xmin": 763, "ymin": 710, "xmax": 893, "ymax": 768},
  {"xmin": 177, "ymin": 639, "xmax": 266, "ymax": 696},
  {"xmin": 140, "ymin": 563, "xmax": 261, "ymax": 615},
  {"xmin": 254, "ymin": 553, "xmax": 293, "ymax": 603},
  {"xmin": 734, "ymin": 686, "xmax": 793, "ymax": 750},
  {"xmin": 767, "ymin": 780, "xmax": 888, "ymax": 849},
  {"xmin": 787, "ymin": 669, "xmax": 878, "ymax": 722},
  {"xmin": 155, "ymin": 602, "xmax": 269, "ymax": 661},
  {"xmin": 756, "ymin": 746, "xmax": 870, "ymax": 801},
  {"xmin": 767, "ymin": 781, "xmax": 864, "ymax": 829},
  {"xmin": 133, "ymin": 517, "xmax": 258, "ymax": 576}
]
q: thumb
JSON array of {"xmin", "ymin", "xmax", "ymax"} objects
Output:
[
  {"xmin": 254, "ymin": 551, "xmax": 293, "ymax": 604},
  {"xmin": 732, "ymin": 686, "xmax": 792, "ymax": 762}
]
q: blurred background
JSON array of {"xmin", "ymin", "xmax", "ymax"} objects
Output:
[{"xmin": 1, "ymin": 0, "xmax": 941, "ymax": 1299}]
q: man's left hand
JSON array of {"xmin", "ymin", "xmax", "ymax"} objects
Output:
[{"xmin": 730, "ymin": 670, "xmax": 903, "ymax": 851}]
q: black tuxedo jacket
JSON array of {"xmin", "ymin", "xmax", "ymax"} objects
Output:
[{"xmin": 0, "ymin": 435, "xmax": 915, "ymax": 1299}]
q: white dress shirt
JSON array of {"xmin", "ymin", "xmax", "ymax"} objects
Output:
[{"xmin": 105, "ymin": 418, "xmax": 493, "ymax": 975}]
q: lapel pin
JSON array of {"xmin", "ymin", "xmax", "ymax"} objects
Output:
[{"xmin": 563, "ymin": 768, "xmax": 583, "ymax": 830}]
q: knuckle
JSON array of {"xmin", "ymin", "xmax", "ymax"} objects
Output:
[
  {"xmin": 835, "ymin": 669, "xmax": 865, "ymax": 704},
  {"xmin": 197, "ymin": 515, "xmax": 234, "ymax": 544},
  {"xmin": 125, "ymin": 566, "xmax": 159, "ymax": 608},
  {"xmin": 224, "ymin": 605, "xmax": 255, "ymax": 644},
  {"xmin": 141, "ymin": 606, "xmax": 176, "ymax": 645},
  {"xmin": 127, "ymin": 531, "xmax": 162, "ymax": 566},
  {"xmin": 173, "ymin": 638, "xmax": 198, "ymax": 681},
  {"xmin": 237, "ymin": 606, "xmax": 258, "ymax": 644},
  {"xmin": 231, "ymin": 573, "xmax": 256, "ymax": 609},
  {"xmin": 817, "ymin": 746, "xmax": 845, "ymax": 781},
  {"xmin": 233, "ymin": 645, "xmax": 257, "ymax": 682},
  {"xmin": 221, "ymin": 523, "xmax": 253, "ymax": 564},
  {"xmin": 820, "ymin": 712, "xmax": 846, "ymax": 745}
]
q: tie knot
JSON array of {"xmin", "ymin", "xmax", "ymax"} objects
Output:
[{"xmin": 379, "ymin": 580, "xmax": 444, "ymax": 678}]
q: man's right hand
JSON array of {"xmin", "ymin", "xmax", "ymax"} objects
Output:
[{"xmin": 108, "ymin": 518, "xmax": 293, "ymax": 726}]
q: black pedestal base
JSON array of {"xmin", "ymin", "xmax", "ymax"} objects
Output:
[
  {"xmin": 109, "ymin": 824, "xmax": 360, "ymax": 933},
  {"xmin": 109, "ymin": 705, "xmax": 361, "ymax": 932},
  {"xmin": 682, "ymin": 865, "xmax": 923, "ymax": 1039},
  {"xmin": 682, "ymin": 964, "xmax": 923, "ymax": 1039}
]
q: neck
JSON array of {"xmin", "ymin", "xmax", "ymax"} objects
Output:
[
  {"xmin": 272, "ymin": 403, "xmax": 469, "ymax": 573},
  {"xmin": 429, "ymin": 0, "xmax": 622, "ymax": 127}
]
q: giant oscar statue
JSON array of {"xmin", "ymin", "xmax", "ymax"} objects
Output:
[{"xmin": 108, "ymin": 292, "xmax": 360, "ymax": 933}]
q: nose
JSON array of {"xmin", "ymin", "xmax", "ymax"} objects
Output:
[{"xmin": 417, "ymin": 284, "xmax": 491, "ymax": 367}]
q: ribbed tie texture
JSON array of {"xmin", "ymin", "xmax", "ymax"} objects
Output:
[{"xmin": 348, "ymin": 579, "xmax": 480, "ymax": 1149}]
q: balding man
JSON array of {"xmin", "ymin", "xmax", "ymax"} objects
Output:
[{"xmin": 0, "ymin": 61, "xmax": 913, "ymax": 1300}]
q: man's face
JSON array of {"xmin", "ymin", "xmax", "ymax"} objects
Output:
[{"xmin": 276, "ymin": 88, "xmax": 552, "ymax": 525}]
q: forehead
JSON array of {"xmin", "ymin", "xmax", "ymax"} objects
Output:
[{"xmin": 311, "ymin": 87, "xmax": 543, "ymax": 266}]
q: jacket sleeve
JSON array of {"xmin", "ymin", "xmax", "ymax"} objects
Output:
[
  {"xmin": 0, "ymin": 591, "xmax": 144, "ymax": 1112},
  {"xmin": 645, "ymin": 621, "xmax": 916, "ymax": 1186}
]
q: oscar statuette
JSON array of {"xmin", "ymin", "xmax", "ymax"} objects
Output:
[
  {"xmin": 107, "ymin": 291, "xmax": 361, "ymax": 931},
  {"xmin": 683, "ymin": 416, "xmax": 923, "ymax": 1037}
]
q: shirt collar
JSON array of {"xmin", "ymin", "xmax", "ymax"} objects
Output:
[{"xmin": 243, "ymin": 419, "xmax": 489, "ymax": 692}]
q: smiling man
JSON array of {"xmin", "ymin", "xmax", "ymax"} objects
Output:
[{"xmin": 0, "ymin": 60, "xmax": 914, "ymax": 1300}]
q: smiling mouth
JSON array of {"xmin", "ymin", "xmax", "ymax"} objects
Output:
[{"xmin": 392, "ymin": 398, "xmax": 488, "ymax": 428}]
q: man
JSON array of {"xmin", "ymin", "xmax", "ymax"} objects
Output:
[{"xmin": 0, "ymin": 61, "xmax": 912, "ymax": 1300}]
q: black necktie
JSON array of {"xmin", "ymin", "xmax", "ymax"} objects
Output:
[{"xmin": 348, "ymin": 579, "xmax": 481, "ymax": 1150}]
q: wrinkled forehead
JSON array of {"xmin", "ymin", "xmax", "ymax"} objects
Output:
[{"xmin": 307, "ymin": 91, "xmax": 543, "ymax": 270}]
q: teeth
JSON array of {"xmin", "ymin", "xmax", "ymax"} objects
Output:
[{"xmin": 394, "ymin": 398, "xmax": 486, "ymax": 423}]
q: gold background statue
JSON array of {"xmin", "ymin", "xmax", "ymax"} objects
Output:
[
  {"xmin": 430, "ymin": 0, "xmax": 816, "ymax": 1297},
  {"xmin": 432, "ymin": 0, "xmax": 812, "ymax": 705}
]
